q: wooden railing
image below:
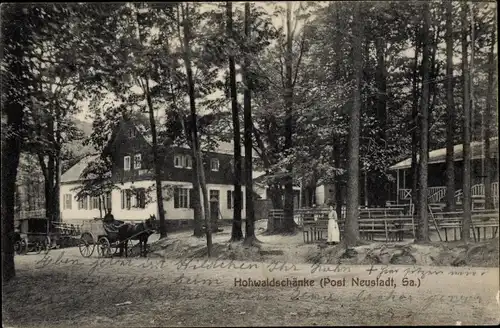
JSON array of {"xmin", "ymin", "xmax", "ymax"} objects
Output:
[
  {"xmin": 399, "ymin": 189, "xmax": 412, "ymax": 200},
  {"xmin": 402, "ymin": 182, "xmax": 499, "ymax": 204},
  {"xmin": 428, "ymin": 187, "xmax": 447, "ymax": 203}
]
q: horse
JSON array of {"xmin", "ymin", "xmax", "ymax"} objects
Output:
[{"xmin": 117, "ymin": 214, "xmax": 159, "ymax": 257}]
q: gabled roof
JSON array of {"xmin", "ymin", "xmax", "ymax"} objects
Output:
[
  {"xmin": 389, "ymin": 137, "xmax": 498, "ymax": 170},
  {"xmin": 61, "ymin": 154, "xmax": 100, "ymax": 183}
]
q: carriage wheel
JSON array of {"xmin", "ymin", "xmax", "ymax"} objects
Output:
[
  {"xmin": 79, "ymin": 233, "xmax": 95, "ymax": 258},
  {"xmin": 97, "ymin": 237, "xmax": 111, "ymax": 258}
]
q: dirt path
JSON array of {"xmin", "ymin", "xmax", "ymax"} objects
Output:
[{"xmin": 3, "ymin": 246, "xmax": 499, "ymax": 327}]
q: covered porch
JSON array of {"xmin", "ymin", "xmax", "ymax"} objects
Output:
[{"xmin": 390, "ymin": 138, "xmax": 499, "ymax": 205}]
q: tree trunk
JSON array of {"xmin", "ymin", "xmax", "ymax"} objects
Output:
[
  {"xmin": 1, "ymin": 111, "xmax": 23, "ymax": 282},
  {"xmin": 345, "ymin": 2, "xmax": 363, "ymax": 248},
  {"xmin": 2, "ymin": 5, "xmax": 28, "ymax": 281},
  {"xmin": 243, "ymin": 2, "xmax": 256, "ymax": 243},
  {"xmin": 144, "ymin": 79, "xmax": 167, "ymax": 239},
  {"xmin": 54, "ymin": 110, "xmax": 62, "ymax": 225},
  {"xmin": 98, "ymin": 197, "xmax": 103, "ymax": 218},
  {"xmin": 374, "ymin": 36, "xmax": 388, "ymax": 206},
  {"xmin": 461, "ymin": 2, "xmax": 471, "ymax": 241},
  {"xmin": 181, "ymin": 3, "xmax": 212, "ymax": 255},
  {"xmin": 445, "ymin": 0, "xmax": 456, "ymax": 212},
  {"xmin": 227, "ymin": 1, "xmax": 243, "ymax": 241},
  {"xmin": 411, "ymin": 32, "xmax": 421, "ymax": 218},
  {"xmin": 417, "ymin": 2, "xmax": 431, "ymax": 243},
  {"xmin": 190, "ymin": 156, "xmax": 204, "ymax": 237},
  {"xmin": 333, "ymin": 140, "xmax": 343, "ymax": 220},
  {"xmin": 282, "ymin": 1, "xmax": 295, "ymax": 233},
  {"xmin": 427, "ymin": 24, "xmax": 440, "ymax": 151},
  {"xmin": 54, "ymin": 154, "xmax": 61, "ymax": 224},
  {"xmin": 484, "ymin": 27, "xmax": 495, "ymax": 210}
]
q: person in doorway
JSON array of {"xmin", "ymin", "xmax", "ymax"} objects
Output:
[{"xmin": 327, "ymin": 204, "xmax": 340, "ymax": 245}]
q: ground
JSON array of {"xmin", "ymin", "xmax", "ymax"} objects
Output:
[{"xmin": 3, "ymin": 220, "xmax": 499, "ymax": 327}]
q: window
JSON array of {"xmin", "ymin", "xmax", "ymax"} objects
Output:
[
  {"xmin": 121, "ymin": 189, "xmax": 145, "ymax": 210},
  {"xmin": 133, "ymin": 188, "xmax": 146, "ymax": 209},
  {"xmin": 185, "ymin": 155, "xmax": 192, "ymax": 169},
  {"xmin": 174, "ymin": 155, "xmax": 183, "ymax": 168},
  {"xmin": 174, "ymin": 187, "xmax": 190, "ymax": 208},
  {"xmin": 174, "ymin": 154, "xmax": 192, "ymax": 169},
  {"xmin": 134, "ymin": 154, "xmax": 142, "ymax": 169},
  {"xmin": 78, "ymin": 196, "xmax": 89, "ymax": 210},
  {"xmin": 210, "ymin": 158, "xmax": 219, "ymax": 171},
  {"xmin": 63, "ymin": 194, "xmax": 72, "ymax": 210},
  {"xmin": 121, "ymin": 190, "xmax": 132, "ymax": 210},
  {"xmin": 124, "ymin": 156, "xmax": 131, "ymax": 171},
  {"xmin": 128, "ymin": 128, "xmax": 136, "ymax": 138},
  {"xmin": 91, "ymin": 196, "xmax": 100, "ymax": 210},
  {"xmin": 227, "ymin": 190, "xmax": 244, "ymax": 209},
  {"xmin": 105, "ymin": 192, "xmax": 112, "ymax": 210}
]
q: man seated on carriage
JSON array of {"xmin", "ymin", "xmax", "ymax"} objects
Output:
[{"xmin": 103, "ymin": 209, "xmax": 124, "ymax": 227}]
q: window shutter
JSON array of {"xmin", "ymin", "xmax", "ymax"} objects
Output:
[
  {"xmin": 227, "ymin": 190, "xmax": 232, "ymax": 209},
  {"xmin": 189, "ymin": 189, "xmax": 193, "ymax": 208},
  {"xmin": 241, "ymin": 190, "xmax": 244, "ymax": 209},
  {"xmin": 126, "ymin": 190, "xmax": 131, "ymax": 210},
  {"xmin": 174, "ymin": 187, "xmax": 179, "ymax": 208},
  {"xmin": 121, "ymin": 190, "xmax": 125, "ymax": 209}
]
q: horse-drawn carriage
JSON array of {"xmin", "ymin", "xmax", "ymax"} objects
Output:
[
  {"xmin": 78, "ymin": 215, "xmax": 158, "ymax": 258},
  {"xmin": 14, "ymin": 217, "xmax": 52, "ymax": 255}
]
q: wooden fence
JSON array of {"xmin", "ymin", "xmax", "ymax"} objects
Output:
[{"xmin": 268, "ymin": 207, "xmax": 499, "ymax": 244}]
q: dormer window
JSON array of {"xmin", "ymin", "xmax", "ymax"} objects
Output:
[
  {"xmin": 124, "ymin": 156, "xmax": 131, "ymax": 171},
  {"xmin": 210, "ymin": 158, "xmax": 219, "ymax": 172},
  {"xmin": 134, "ymin": 154, "xmax": 142, "ymax": 169},
  {"xmin": 174, "ymin": 154, "xmax": 192, "ymax": 169},
  {"xmin": 185, "ymin": 155, "xmax": 192, "ymax": 169},
  {"xmin": 174, "ymin": 155, "xmax": 183, "ymax": 168}
]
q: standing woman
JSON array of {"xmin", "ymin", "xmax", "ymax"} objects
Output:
[{"xmin": 327, "ymin": 203, "xmax": 340, "ymax": 245}]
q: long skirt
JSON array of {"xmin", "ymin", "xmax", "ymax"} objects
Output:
[{"xmin": 327, "ymin": 219, "xmax": 340, "ymax": 243}]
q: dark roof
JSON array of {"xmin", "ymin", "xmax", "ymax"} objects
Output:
[{"xmin": 390, "ymin": 137, "xmax": 498, "ymax": 170}]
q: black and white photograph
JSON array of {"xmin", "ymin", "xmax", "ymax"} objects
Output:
[{"xmin": 1, "ymin": 1, "xmax": 498, "ymax": 326}]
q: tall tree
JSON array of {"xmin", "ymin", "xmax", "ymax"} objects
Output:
[
  {"xmin": 179, "ymin": 3, "xmax": 212, "ymax": 255},
  {"xmin": 227, "ymin": 1, "xmax": 243, "ymax": 241},
  {"xmin": 243, "ymin": 2, "xmax": 256, "ymax": 243},
  {"xmin": 445, "ymin": 0, "xmax": 456, "ymax": 211},
  {"xmin": 345, "ymin": 2, "xmax": 363, "ymax": 248},
  {"xmin": 131, "ymin": 5, "xmax": 169, "ymax": 238},
  {"xmin": 411, "ymin": 31, "xmax": 421, "ymax": 217},
  {"xmin": 483, "ymin": 21, "xmax": 495, "ymax": 210},
  {"xmin": 1, "ymin": 5, "xmax": 35, "ymax": 281},
  {"xmin": 461, "ymin": 2, "xmax": 471, "ymax": 242},
  {"xmin": 282, "ymin": 1, "xmax": 295, "ymax": 233},
  {"xmin": 417, "ymin": 2, "xmax": 431, "ymax": 242}
]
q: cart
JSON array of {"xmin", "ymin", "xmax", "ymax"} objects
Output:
[
  {"xmin": 78, "ymin": 218, "xmax": 143, "ymax": 258},
  {"xmin": 14, "ymin": 217, "xmax": 52, "ymax": 255}
]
